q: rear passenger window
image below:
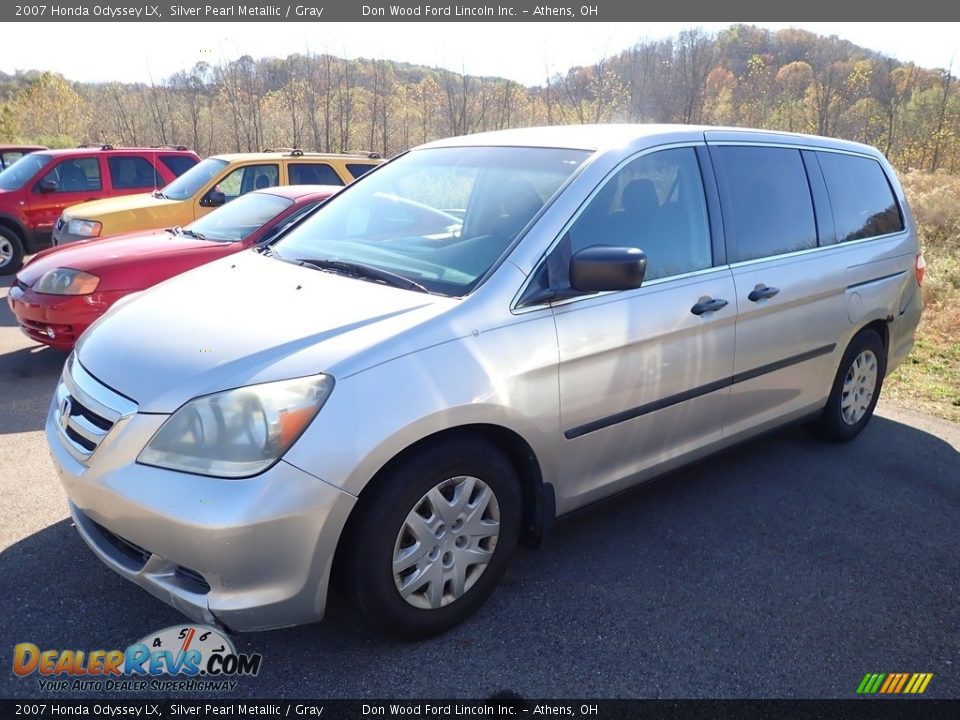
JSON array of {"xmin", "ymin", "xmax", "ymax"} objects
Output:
[
  {"xmin": 714, "ymin": 147, "xmax": 817, "ymax": 262},
  {"xmin": 289, "ymin": 163, "xmax": 344, "ymax": 186},
  {"xmin": 159, "ymin": 155, "xmax": 199, "ymax": 177},
  {"xmin": 108, "ymin": 156, "xmax": 162, "ymax": 189},
  {"xmin": 567, "ymin": 147, "xmax": 712, "ymax": 281},
  {"xmin": 818, "ymin": 152, "xmax": 904, "ymax": 242}
]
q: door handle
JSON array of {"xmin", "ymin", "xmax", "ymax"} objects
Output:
[
  {"xmin": 748, "ymin": 284, "xmax": 780, "ymax": 302},
  {"xmin": 690, "ymin": 297, "xmax": 729, "ymax": 316}
]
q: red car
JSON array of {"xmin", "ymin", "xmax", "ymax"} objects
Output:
[
  {"xmin": 8, "ymin": 185, "xmax": 338, "ymax": 351},
  {"xmin": 0, "ymin": 144, "xmax": 200, "ymax": 274}
]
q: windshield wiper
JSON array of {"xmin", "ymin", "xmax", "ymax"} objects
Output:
[
  {"xmin": 180, "ymin": 228, "xmax": 209, "ymax": 241},
  {"xmin": 293, "ymin": 258, "xmax": 429, "ymax": 294},
  {"xmin": 257, "ymin": 244, "xmax": 281, "ymax": 258},
  {"xmin": 151, "ymin": 189, "xmax": 167, "ymax": 199}
]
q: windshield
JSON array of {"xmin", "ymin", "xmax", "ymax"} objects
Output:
[
  {"xmin": 0, "ymin": 153, "xmax": 52, "ymax": 191},
  {"xmin": 185, "ymin": 191, "xmax": 294, "ymax": 242},
  {"xmin": 160, "ymin": 157, "xmax": 228, "ymax": 200},
  {"xmin": 273, "ymin": 146, "xmax": 590, "ymax": 296}
]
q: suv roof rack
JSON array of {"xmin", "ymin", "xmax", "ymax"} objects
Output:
[
  {"xmin": 348, "ymin": 150, "xmax": 382, "ymax": 159},
  {"xmin": 262, "ymin": 147, "xmax": 301, "ymax": 155},
  {"xmin": 149, "ymin": 144, "xmax": 190, "ymax": 151},
  {"xmin": 77, "ymin": 144, "xmax": 115, "ymax": 150}
]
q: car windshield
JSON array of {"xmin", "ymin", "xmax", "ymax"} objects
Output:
[
  {"xmin": 273, "ymin": 146, "xmax": 590, "ymax": 296},
  {"xmin": 160, "ymin": 157, "xmax": 229, "ymax": 200},
  {"xmin": 0, "ymin": 153, "xmax": 52, "ymax": 191},
  {"xmin": 185, "ymin": 191, "xmax": 294, "ymax": 242}
]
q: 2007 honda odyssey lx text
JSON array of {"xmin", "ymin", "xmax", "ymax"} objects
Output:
[{"xmin": 46, "ymin": 125, "xmax": 924, "ymax": 639}]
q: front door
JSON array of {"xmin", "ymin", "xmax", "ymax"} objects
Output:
[
  {"xmin": 25, "ymin": 156, "xmax": 105, "ymax": 240},
  {"xmin": 550, "ymin": 146, "xmax": 736, "ymax": 511}
]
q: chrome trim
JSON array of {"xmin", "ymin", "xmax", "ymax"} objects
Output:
[{"xmin": 53, "ymin": 354, "xmax": 138, "ymax": 464}]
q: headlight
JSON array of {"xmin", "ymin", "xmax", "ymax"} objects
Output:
[
  {"xmin": 66, "ymin": 219, "xmax": 102, "ymax": 237},
  {"xmin": 33, "ymin": 268, "xmax": 100, "ymax": 295},
  {"xmin": 137, "ymin": 375, "xmax": 334, "ymax": 478}
]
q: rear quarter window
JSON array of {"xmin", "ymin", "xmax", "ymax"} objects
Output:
[
  {"xmin": 160, "ymin": 154, "xmax": 199, "ymax": 177},
  {"xmin": 817, "ymin": 152, "xmax": 904, "ymax": 242},
  {"xmin": 346, "ymin": 163, "xmax": 377, "ymax": 179}
]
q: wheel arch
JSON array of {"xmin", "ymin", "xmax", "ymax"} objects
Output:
[{"xmin": 330, "ymin": 423, "xmax": 553, "ymax": 590}]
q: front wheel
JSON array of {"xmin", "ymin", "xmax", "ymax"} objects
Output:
[
  {"xmin": 0, "ymin": 227, "xmax": 25, "ymax": 275},
  {"xmin": 341, "ymin": 438, "xmax": 521, "ymax": 640},
  {"xmin": 806, "ymin": 329, "xmax": 886, "ymax": 442}
]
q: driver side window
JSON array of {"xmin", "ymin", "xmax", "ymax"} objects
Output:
[{"xmin": 568, "ymin": 147, "xmax": 712, "ymax": 281}]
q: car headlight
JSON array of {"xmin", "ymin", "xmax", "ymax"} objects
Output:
[
  {"xmin": 66, "ymin": 219, "xmax": 102, "ymax": 237},
  {"xmin": 33, "ymin": 268, "xmax": 100, "ymax": 295},
  {"xmin": 137, "ymin": 375, "xmax": 334, "ymax": 478}
]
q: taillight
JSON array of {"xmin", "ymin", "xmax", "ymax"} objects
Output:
[{"xmin": 915, "ymin": 253, "xmax": 926, "ymax": 286}]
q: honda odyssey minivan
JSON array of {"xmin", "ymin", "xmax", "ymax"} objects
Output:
[{"xmin": 46, "ymin": 125, "xmax": 923, "ymax": 639}]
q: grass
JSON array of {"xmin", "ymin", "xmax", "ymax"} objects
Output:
[{"xmin": 882, "ymin": 171, "xmax": 960, "ymax": 423}]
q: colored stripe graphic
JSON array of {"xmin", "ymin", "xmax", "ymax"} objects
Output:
[{"xmin": 857, "ymin": 672, "xmax": 932, "ymax": 694}]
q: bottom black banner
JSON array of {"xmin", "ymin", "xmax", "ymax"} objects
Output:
[{"xmin": 2, "ymin": 699, "xmax": 959, "ymax": 720}]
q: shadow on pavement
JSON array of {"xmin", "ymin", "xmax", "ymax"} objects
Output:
[
  {"xmin": 1, "ymin": 416, "xmax": 957, "ymax": 699},
  {"xmin": 0, "ymin": 344, "xmax": 67, "ymax": 434}
]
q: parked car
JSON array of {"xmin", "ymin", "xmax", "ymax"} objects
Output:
[
  {"xmin": 0, "ymin": 144, "xmax": 200, "ymax": 274},
  {"xmin": 0, "ymin": 144, "xmax": 47, "ymax": 170},
  {"xmin": 46, "ymin": 125, "xmax": 923, "ymax": 640},
  {"xmin": 52, "ymin": 150, "xmax": 382, "ymax": 247},
  {"xmin": 8, "ymin": 185, "xmax": 338, "ymax": 351}
]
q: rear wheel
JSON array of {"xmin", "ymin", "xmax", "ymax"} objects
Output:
[
  {"xmin": 0, "ymin": 227, "xmax": 25, "ymax": 275},
  {"xmin": 806, "ymin": 329, "xmax": 886, "ymax": 442},
  {"xmin": 342, "ymin": 438, "xmax": 521, "ymax": 640}
]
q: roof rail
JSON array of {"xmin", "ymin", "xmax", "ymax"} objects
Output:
[
  {"xmin": 149, "ymin": 144, "xmax": 190, "ymax": 151},
  {"xmin": 348, "ymin": 150, "xmax": 382, "ymax": 159},
  {"xmin": 262, "ymin": 147, "xmax": 301, "ymax": 155},
  {"xmin": 77, "ymin": 144, "xmax": 115, "ymax": 150}
]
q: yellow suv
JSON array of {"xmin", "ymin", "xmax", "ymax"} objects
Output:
[{"xmin": 53, "ymin": 150, "xmax": 381, "ymax": 245}]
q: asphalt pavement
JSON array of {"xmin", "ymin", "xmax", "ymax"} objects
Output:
[{"xmin": 0, "ymin": 280, "xmax": 957, "ymax": 700}]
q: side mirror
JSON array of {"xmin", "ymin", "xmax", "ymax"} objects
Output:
[
  {"xmin": 38, "ymin": 179, "xmax": 58, "ymax": 193},
  {"xmin": 202, "ymin": 190, "xmax": 226, "ymax": 208},
  {"xmin": 570, "ymin": 246, "xmax": 647, "ymax": 292}
]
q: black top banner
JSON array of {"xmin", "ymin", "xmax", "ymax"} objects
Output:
[{"xmin": 4, "ymin": 1, "xmax": 960, "ymax": 22}]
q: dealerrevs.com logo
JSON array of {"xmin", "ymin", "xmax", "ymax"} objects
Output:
[{"xmin": 12, "ymin": 625, "xmax": 262, "ymax": 692}]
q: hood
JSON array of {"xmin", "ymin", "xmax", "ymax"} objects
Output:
[
  {"xmin": 76, "ymin": 251, "xmax": 455, "ymax": 412},
  {"xmin": 60, "ymin": 193, "xmax": 183, "ymax": 229},
  {"xmin": 18, "ymin": 230, "xmax": 235, "ymax": 288}
]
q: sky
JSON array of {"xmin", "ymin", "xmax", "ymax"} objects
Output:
[{"xmin": 4, "ymin": 22, "xmax": 959, "ymax": 86}]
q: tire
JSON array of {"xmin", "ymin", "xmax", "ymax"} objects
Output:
[
  {"xmin": 0, "ymin": 226, "xmax": 25, "ymax": 276},
  {"xmin": 341, "ymin": 438, "xmax": 522, "ymax": 640},
  {"xmin": 806, "ymin": 329, "xmax": 886, "ymax": 442}
]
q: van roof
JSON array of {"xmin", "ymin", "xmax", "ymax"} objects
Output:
[{"xmin": 417, "ymin": 124, "xmax": 881, "ymax": 157}]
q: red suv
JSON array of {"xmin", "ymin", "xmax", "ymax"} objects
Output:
[{"xmin": 0, "ymin": 145, "xmax": 199, "ymax": 274}]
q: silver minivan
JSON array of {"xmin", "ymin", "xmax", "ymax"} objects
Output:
[{"xmin": 46, "ymin": 125, "xmax": 924, "ymax": 639}]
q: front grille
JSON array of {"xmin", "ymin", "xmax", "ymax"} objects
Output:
[
  {"xmin": 19, "ymin": 317, "xmax": 78, "ymax": 345},
  {"xmin": 53, "ymin": 355, "xmax": 137, "ymax": 463}
]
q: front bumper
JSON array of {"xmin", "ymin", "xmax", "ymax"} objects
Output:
[
  {"xmin": 46, "ymin": 359, "xmax": 357, "ymax": 632},
  {"xmin": 7, "ymin": 285, "xmax": 124, "ymax": 350}
]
